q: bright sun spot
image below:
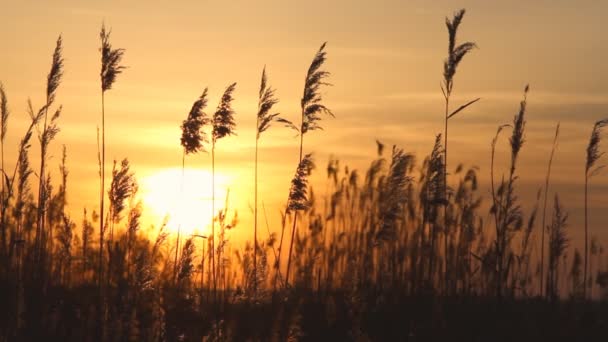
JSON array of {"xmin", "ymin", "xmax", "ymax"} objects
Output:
[{"xmin": 140, "ymin": 168, "xmax": 231, "ymax": 237}]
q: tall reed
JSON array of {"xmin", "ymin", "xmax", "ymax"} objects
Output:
[
  {"xmin": 179, "ymin": 88, "xmax": 211, "ymax": 283},
  {"xmin": 584, "ymin": 118, "xmax": 608, "ymax": 298},
  {"xmin": 211, "ymin": 82, "xmax": 237, "ymax": 296},
  {"xmin": 284, "ymin": 43, "xmax": 332, "ymax": 288},
  {"xmin": 441, "ymin": 9, "xmax": 478, "ymax": 292},
  {"xmin": 547, "ymin": 195, "xmax": 568, "ymax": 300},
  {"xmin": 540, "ymin": 123, "xmax": 560, "ymax": 297},
  {"xmin": 285, "ymin": 154, "xmax": 315, "ymax": 285},
  {"xmin": 35, "ymin": 35, "xmax": 64, "ymax": 267},
  {"xmin": 254, "ymin": 67, "xmax": 294, "ymax": 293},
  {"xmin": 99, "ymin": 23, "xmax": 125, "ymax": 289}
]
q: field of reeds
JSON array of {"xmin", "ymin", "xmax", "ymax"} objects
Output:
[{"xmin": 1, "ymin": 8, "xmax": 608, "ymax": 342}]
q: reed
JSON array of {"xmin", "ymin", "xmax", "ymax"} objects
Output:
[
  {"xmin": 284, "ymin": 42, "xmax": 332, "ymax": 288},
  {"xmin": 211, "ymin": 82, "xmax": 237, "ymax": 297},
  {"xmin": 547, "ymin": 195, "xmax": 568, "ymax": 300},
  {"xmin": 99, "ymin": 23, "xmax": 125, "ymax": 291},
  {"xmin": 441, "ymin": 9, "xmax": 478, "ymax": 293},
  {"xmin": 179, "ymin": 88, "xmax": 211, "ymax": 283},
  {"xmin": 34, "ymin": 36, "xmax": 64, "ymax": 269},
  {"xmin": 584, "ymin": 118, "xmax": 608, "ymax": 298},
  {"xmin": 540, "ymin": 123, "xmax": 560, "ymax": 297},
  {"xmin": 254, "ymin": 66, "xmax": 294, "ymax": 294},
  {"xmin": 285, "ymin": 153, "xmax": 315, "ymax": 285}
]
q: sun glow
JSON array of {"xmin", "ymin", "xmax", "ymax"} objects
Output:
[{"xmin": 140, "ymin": 168, "xmax": 231, "ymax": 237}]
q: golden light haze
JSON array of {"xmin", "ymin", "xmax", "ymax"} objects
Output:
[{"xmin": 1, "ymin": 0, "xmax": 607, "ymax": 249}]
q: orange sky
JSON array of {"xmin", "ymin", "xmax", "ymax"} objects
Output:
[{"xmin": 1, "ymin": 0, "xmax": 607, "ymax": 250}]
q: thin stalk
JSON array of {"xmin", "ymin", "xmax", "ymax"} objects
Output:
[
  {"xmin": 540, "ymin": 123, "xmax": 559, "ymax": 297},
  {"xmin": 584, "ymin": 173, "xmax": 588, "ymax": 298},
  {"xmin": 35, "ymin": 95, "xmax": 50, "ymax": 263},
  {"xmin": 254, "ymin": 131, "xmax": 259, "ymax": 294},
  {"xmin": 273, "ymin": 210, "xmax": 286, "ymax": 293},
  {"xmin": 99, "ymin": 91, "xmax": 105, "ymax": 289},
  {"xmin": 211, "ymin": 141, "xmax": 216, "ymax": 301},
  {"xmin": 443, "ymin": 95, "xmax": 449, "ymax": 295},
  {"xmin": 174, "ymin": 151, "xmax": 185, "ymax": 284},
  {"xmin": 285, "ymin": 132, "xmax": 304, "ymax": 287}
]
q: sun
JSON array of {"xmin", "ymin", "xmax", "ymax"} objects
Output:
[{"xmin": 140, "ymin": 168, "xmax": 230, "ymax": 237}]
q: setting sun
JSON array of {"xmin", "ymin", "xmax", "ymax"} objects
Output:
[{"xmin": 140, "ymin": 168, "xmax": 231, "ymax": 237}]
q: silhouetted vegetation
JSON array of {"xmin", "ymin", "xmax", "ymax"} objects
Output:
[{"xmin": 0, "ymin": 9, "xmax": 607, "ymax": 342}]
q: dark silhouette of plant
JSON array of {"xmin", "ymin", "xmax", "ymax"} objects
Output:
[
  {"xmin": 98, "ymin": 23, "xmax": 125, "ymax": 293},
  {"xmin": 211, "ymin": 82, "xmax": 237, "ymax": 296},
  {"xmin": 285, "ymin": 153, "xmax": 315, "ymax": 285},
  {"xmin": 584, "ymin": 118, "xmax": 608, "ymax": 298},
  {"xmin": 178, "ymin": 88, "xmax": 211, "ymax": 283},
  {"xmin": 441, "ymin": 9, "xmax": 478, "ymax": 292},
  {"xmin": 283, "ymin": 43, "xmax": 332, "ymax": 288},
  {"xmin": 420, "ymin": 134, "xmax": 445, "ymax": 288},
  {"xmin": 254, "ymin": 67, "xmax": 295, "ymax": 294},
  {"xmin": 376, "ymin": 146, "xmax": 414, "ymax": 243},
  {"xmin": 540, "ymin": 123, "xmax": 560, "ymax": 297},
  {"xmin": 491, "ymin": 85, "xmax": 529, "ymax": 298},
  {"xmin": 547, "ymin": 195, "xmax": 568, "ymax": 300},
  {"xmin": 35, "ymin": 35, "xmax": 64, "ymax": 268}
]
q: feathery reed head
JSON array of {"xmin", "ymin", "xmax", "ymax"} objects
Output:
[
  {"xmin": 257, "ymin": 67, "xmax": 296, "ymax": 138},
  {"xmin": 41, "ymin": 106, "xmax": 62, "ymax": 148},
  {"xmin": 377, "ymin": 146, "xmax": 415, "ymax": 243},
  {"xmin": 287, "ymin": 153, "xmax": 315, "ymax": 213},
  {"xmin": 213, "ymin": 82, "xmax": 237, "ymax": 141},
  {"xmin": 443, "ymin": 9, "xmax": 476, "ymax": 95},
  {"xmin": 427, "ymin": 134, "xmax": 447, "ymax": 205},
  {"xmin": 181, "ymin": 88, "xmax": 211, "ymax": 154},
  {"xmin": 0, "ymin": 82, "xmax": 9, "ymax": 142},
  {"xmin": 127, "ymin": 202, "xmax": 143, "ymax": 237},
  {"xmin": 108, "ymin": 158, "xmax": 137, "ymax": 223},
  {"xmin": 100, "ymin": 23, "xmax": 126, "ymax": 92},
  {"xmin": 549, "ymin": 194, "xmax": 569, "ymax": 260},
  {"xmin": 178, "ymin": 238, "xmax": 195, "ymax": 282},
  {"xmin": 301, "ymin": 42, "xmax": 333, "ymax": 134},
  {"xmin": 510, "ymin": 85, "xmax": 529, "ymax": 160},
  {"xmin": 46, "ymin": 35, "xmax": 64, "ymax": 105},
  {"xmin": 585, "ymin": 118, "xmax": 608, "ymax": 177}
]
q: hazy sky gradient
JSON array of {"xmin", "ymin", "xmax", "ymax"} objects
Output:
[{"xmin": 1, "ymin": 0, "xmax": 607, "ymax": 249}]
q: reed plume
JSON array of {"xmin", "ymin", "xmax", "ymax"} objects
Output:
[
  {"xmin": 211, "ymin": 82, "xmax": 237, "ymax": 297},
  {"xmin": 441, "ymin": 9, "xmax": 478, "ymax": 293},
  {"xmin": 108, "ymin": 159, "xmax": 137, "ymax": 227},
  {"xmin": 212, "ymin": 83, "xmax": 237, "ymax": 141},
  {"xmin": 376, "ymin": 146, "xmax": 414, "ymax": 243},
  {"xmin": 301, "ymin": 43, "xmax": 333, "ymax": 135},
  {"xmin": 540, "ymin": 123, "xmax": 560, "ymax": 297},
  {"xmin": 98, "ymin": 23, "xmax": 125, "ymax": 296},
  {"xmin": 181, "ymin": 88, "xmax": 211, "ymax": 154},
  {"xmin": 547, "ymin": 195, "xmax": 568, "ymax": 300},
  {"xmin": 285, "ymin": 153, "xmax": 315, "ymax": 285},
  {"xmin": 584, "ymin": 118, "xmax": 608, "ymax": 298},
  {"xmin": 100, "ymin": 24, "xmax": 126, "ymax": 92}
]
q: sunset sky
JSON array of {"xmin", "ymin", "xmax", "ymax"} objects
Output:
[{"xmin": 1, "ymin": 0, "xmax": 607, "ymax": 250}]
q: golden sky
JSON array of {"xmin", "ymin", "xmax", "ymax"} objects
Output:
[{"xmin": 1, "ymin": 0, "xmax": 607, "ymax": 249}]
